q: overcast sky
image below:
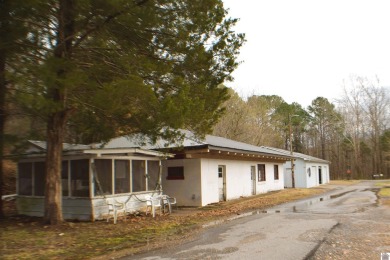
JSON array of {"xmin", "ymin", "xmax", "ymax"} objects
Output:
[{"xmin": 222, "ymin": 0, "xmax": 390, "ymax": 107}]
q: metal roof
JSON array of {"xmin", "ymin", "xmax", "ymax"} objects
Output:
[
  {"xmin": 263, "ymin": 146, "xmax": 330, "ymax": 164},
  {"xmin": 28, "ymin": 140, "xmax": 91, "ymax": 151},
  {"xmin": 26, "ymin": 131, "xmax": 325, "ymax": 161},
  {"xmin": 98, "ymin": 130, "xmax": 290, "ymax": 158},
  {"xmin": 25, "ymin": 140, "xmax": 170, "ymax": 158}
]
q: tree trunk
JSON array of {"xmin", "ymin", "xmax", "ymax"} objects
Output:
[
  {"xmin": 43, "ymin": 0, "xmax": 74, "ymax": 224},
  {"xmin": 0, "ymin": 0, "xmax": 10, "ymax": 219},
  {"xmin": 0, "ymin": 41, "xmax": 6, "ymax": 220},
  {"xmin": 44, "ymin": 111, "xmax": 66, "ymax": 224}
]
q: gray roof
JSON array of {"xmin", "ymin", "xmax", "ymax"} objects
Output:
[
  {"xmin": 99, "ymin": 131, "xmax": 290, "ymax": 157},
  {"xmin": 264, "ymin": 146, "xmax": 330, "ymax": 164},
  {"xmin": 26, "ymin": 131, "xmax": 305, "ymax": 159},
  {"xmin": 28, "ymin": 140, "xmax": 91, "ymax": 151}
]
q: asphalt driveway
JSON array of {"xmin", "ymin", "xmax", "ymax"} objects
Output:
[{"xmin": 126, "ymin": 181, "xmax": 390, "ymax": 260}]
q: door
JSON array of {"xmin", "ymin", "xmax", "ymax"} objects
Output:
[
  {"xmin": 218, "ymin": 165, "xmax": 226, "ymax": 201},
  {"xmin": 251, "ymin": 166, "xmax": 256, "ymax": 195},
  {"xmin": 318, "ymin": 166, "xmax": 322, "ymax": 184}
]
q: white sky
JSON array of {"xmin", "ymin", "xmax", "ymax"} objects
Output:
[{"xmin": 222, "ymin": 0, "xmax": 390, "ymax": 107}]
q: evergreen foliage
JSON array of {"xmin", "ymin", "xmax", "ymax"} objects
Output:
[{"xmin": 3, "ymin": 0, "xmax": 244, "ymax": 224}]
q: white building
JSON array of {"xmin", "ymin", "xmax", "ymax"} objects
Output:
[
  {"xmin": 159, "ymin": 133, "xmax": 290, "ymax": 207},
  {"xmin": 92, "ymin": 132, "xmax": 291, "ymax": 207},
  {"xmin": 15, "ymin": 132, "xmax": 294, "ymax": 220},
  {"xmin": 265, "ymin": 147, "xmax": 330, "ymax": 188}
]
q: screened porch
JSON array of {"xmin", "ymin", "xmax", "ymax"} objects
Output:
[{"xmin": 16, "ymin": 148, "xmax": 171, "ymax": 221}]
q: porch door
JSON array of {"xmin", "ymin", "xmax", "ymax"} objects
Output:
[
  {"xmin": 218, "ymin": 165, "xmax": 226, "ymax": 201},
  {"xmin": 251, "ymin": 166, "xmax": 256, "ymax": 195}
]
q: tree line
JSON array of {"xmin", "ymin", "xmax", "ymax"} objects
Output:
[{"xmin": 213, "ymin": 76, "xmax": 390, "ymax": 180}]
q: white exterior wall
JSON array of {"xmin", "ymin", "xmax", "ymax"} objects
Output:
[
  {"xmin": 161, "ymin": 159, "xmax": 202, "ymax": 207},
  {"xmin": 307, "ymin": 163, "xmax": 331, "ymax": 186},
  {"xmin": 285, "ymin": 160, "xmax": 331, "ymax": 188},
  {"xmin": 200, "ymin": 159, "xmax": 254, "ymax": 205},
  {"xmin": 306, "ymin": 163, "xmax": 318, "ymax": 188},
  {"xmin": 257, "ymin": 163, "xmax": 285, "ymax": 193},
  {"xmin": 163, "ymin": 158, "xmax": 285, "ymax": 207},
  {"xmin": 291, "ymin": 159, "xmax": 306, "ymax": 188}
]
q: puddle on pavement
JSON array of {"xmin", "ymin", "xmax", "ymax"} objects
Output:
[{"xmin": 202, "ymin": 189, "xmax": 376, "ymax": 228}]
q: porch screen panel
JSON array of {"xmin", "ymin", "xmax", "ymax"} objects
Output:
[
  {"xmin": 34, "ymin": 162, "xmax": 45, "ymax": 196},
  {"xmin": 94, "ymin": 159, "xmax": 112, "ymax": 196},
  {"xmin": 70, "ymin": 159, "xmax": 90, "ymax": 197},
  {"xmin": 18, "ymin": 162, "xmax": 32, "ymax": 195},
  {"xmin": 147, "ymin": 161, "xmax": 159, "ymax": 191},
  {"xmin": 132, "ymin": 160, "xmax": 146, "ymax": 192},
  {"xmin": 62, "ymin": 161, "xmax": 69, "ymax": 197},
  {"xmin": 115, "ymin": 160, "xmax": 130, "ymax": 194}
]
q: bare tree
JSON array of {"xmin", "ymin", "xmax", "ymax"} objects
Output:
[
  {"xmin": 336, "ymin": 76, "xmax": 390, "ymax": 179},
  {"xmin": 213, "ymin": 89, "xmax": 251, "ymax": 142}
]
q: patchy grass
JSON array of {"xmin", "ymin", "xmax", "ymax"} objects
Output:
[
  {"xmin": 0, "ymin": 184, "xmax": 345, "ymax": 260},
  {"xmin": 379, "ymin": 188, "xmax": 390, "ymax": 197},
  {"xmin": 375, "ymin": 181, "xmax": 390, "ymax": 197},
  {"xmin": 329, "ymin": 180, "xmax": 360, "ymax": 185},
  {"xmin": 375, "ymin": 181, "xmax": 390, "ymax": 187}
]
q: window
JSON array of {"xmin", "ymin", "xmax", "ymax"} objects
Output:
[
  {"xmin": 62, "ymin": 161, "xmax": 69, "ymax": 197},
  {"xmin": 115, "ymin": 160, "xmax": 130, "ymax": 194},
  {"xmin": 147, "ymin": 161, "xmax": 159, "ymax": 190},
  {"xmin": 71, "ymin": 159, "xmax": 90, "ymax": 197},
  {"xmin": 167, "ymin": 166, "xmax": 184, "ymax": 180},
  {"xmin": 34, "ymin": 162, "xmax": 45, "ymax": 196},
  {"xmin": 274, "ymin": 165, "xmax": 279, "ymax": 180},
  {"xmin": 18, "ymin": 162, "xmax": 33, "ymax": 195},
  {"xmin": 18, "ymin": 162, "xmax": 45, "ymax": 196},
  {"xmin": 218, "ymin": 166, "xmax": 223, "ymax": 178},
  {"xmin": 258, "ymin": 164, "xmax": 266, "ymax": 182},
  {"xmin": 132, "ymin": 160, "xmax": 146, "ymax": 192},
  {"xmin": 94, "ymin": 159, "xmax": 112, "ymax": 196}
]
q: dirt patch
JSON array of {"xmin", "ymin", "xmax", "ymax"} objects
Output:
[{"xmin": 309, "ymin": 181, "xmax": 390, "ymax": 260}]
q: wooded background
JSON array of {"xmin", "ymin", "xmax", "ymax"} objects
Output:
[{"xmin": 213, "ymin": 76, "xmax": 390, "ymax": 180}]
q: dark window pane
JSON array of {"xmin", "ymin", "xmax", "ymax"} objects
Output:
[
  {"xmin": 71, "ymin": 159, "xmax": 90, "ymax": 197},
  {"xmin": 94, "ymin": 159, "xmax": 112, "ymax": 196},
  {"xmin": 34, "ymin": 162, "xmax": 45, "ymax": 196},
  {"xmin": 132, "ymin": 160, "xmax": 146, "ymax": 192},
  {"xmin": 115, "ymin": 160, "xmax": 130, "ymax": 194},
  {"xmin": 167, "ymin": 167, "xmax": 184, "ymax": 180},
  {"xmin": 258, "ymin": 164, "xmax": 266, "ymax": 182},
  {"xmin": 18, "ymin": 162, "xmax": 32, "ymax": 195},
  {"xmin": 62, "ymin": 161, "xmax": 69, "ymax": 197},
  {"xmin": 147, "ymin": 161, "xmax": 159, "ymax": 191},
  {"xmin": 218, "ymin": 166, "xmax": 223, "ymax": 178},
  {"xmin": 274, "ymin": 165, "xmax": 279, "ymax": 180}
]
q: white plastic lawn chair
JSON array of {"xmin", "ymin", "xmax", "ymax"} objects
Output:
[
  {"xmin": 161, "ymin": 195, "xmax": 177, "ymax": 214},
  {"xmin": 105, "ymin": 198, "xmax": 126, "ymax": 224},
  {"xmin": 145, "ymin": 195, "xmax": 163, "ymax": 217}
]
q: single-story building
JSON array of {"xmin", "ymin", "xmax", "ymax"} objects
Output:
[
  {"xmin": 78, "ymin": 131, "xmax": 292, "ymax": 207},
  {"xmin": 156, "ymin": 132, "xmax": 291, "ymax": 207},
  {"xmin": 16, "ymin": 140, "xmax": 172, "ymax": 221},
  {"xmin": 14, "ymin": 132, "xmax": 293, "ymax": 220},
  {"xmin": 264, "ymin": 147, "xmax": 330, "ymax": 188}
]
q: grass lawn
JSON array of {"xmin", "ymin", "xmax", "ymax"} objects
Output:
[{"xmin": 375, "ymin": 181, "xmax": 390, "ymax": 197}]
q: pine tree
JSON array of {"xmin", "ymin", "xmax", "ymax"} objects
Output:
[{"xmin": 11, "ymin": 0, "xmax": 244, "ymax": 224}]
